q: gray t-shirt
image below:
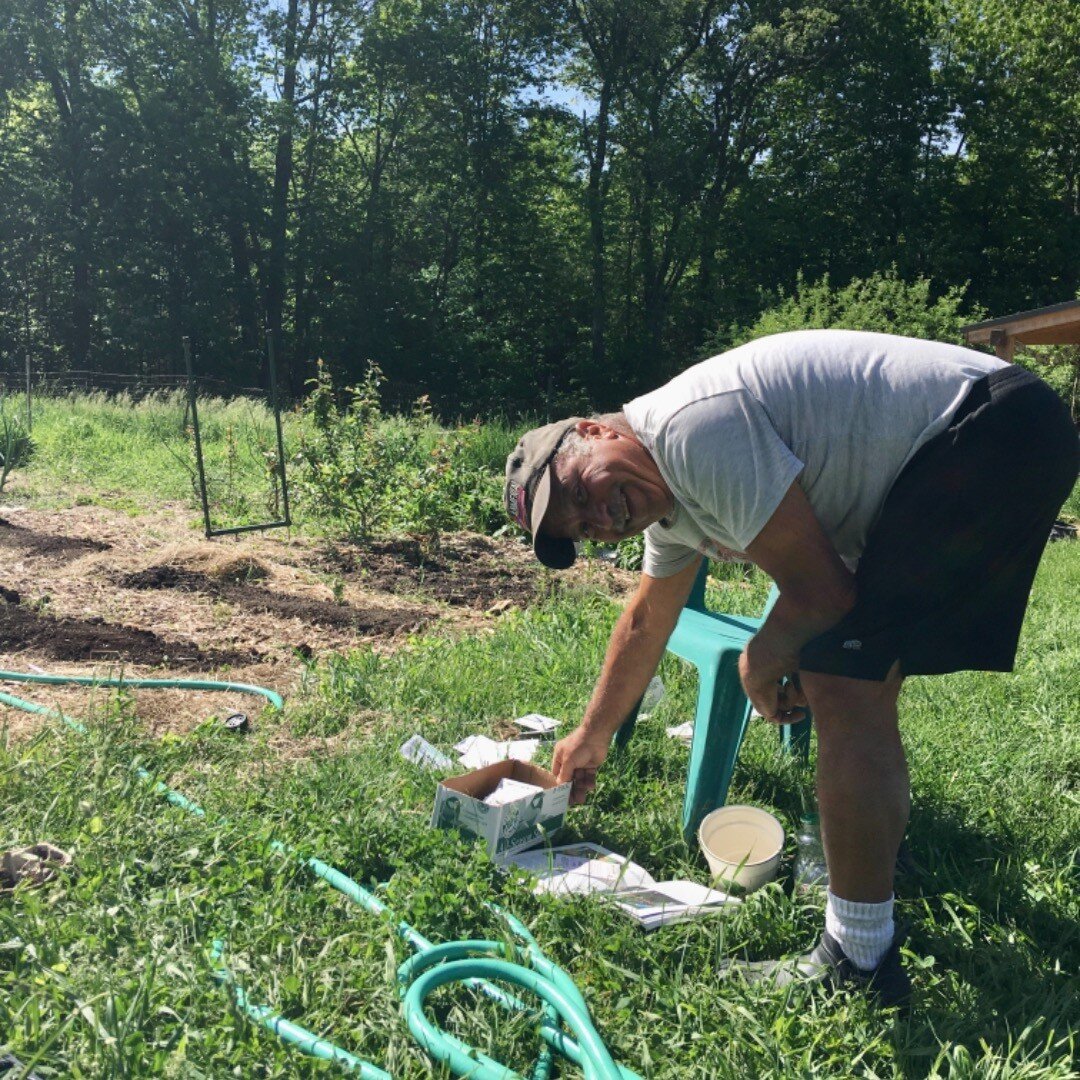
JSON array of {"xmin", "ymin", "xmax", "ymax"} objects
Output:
[{"xmin": 623, "ymin": 329, "xmax": 1005, "ymax": 578}]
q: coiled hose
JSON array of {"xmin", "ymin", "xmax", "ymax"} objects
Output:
[{"xmin": 0, "ymin": 670, "xmax": 642, "ymax": 1079}]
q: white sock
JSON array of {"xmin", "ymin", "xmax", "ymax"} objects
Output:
[{"xmin": 825, "ymin": 891, "xmax": 895, "ymax": 971}]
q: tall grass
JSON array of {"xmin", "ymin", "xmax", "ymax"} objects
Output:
[
  {"xmin": 412, "ymin": 413, "xmax": 522, "ymax": 475},
  {"xmin": 5, "ymin": 390, "xmax": 288, "ymax": 521},
  {"xmin": 4, "ymin": 390, "xmax": 1076, "ymax": 535},
  {"xmin": 3, "ymin": 391, "xmax": 533, "ymax": 535}
]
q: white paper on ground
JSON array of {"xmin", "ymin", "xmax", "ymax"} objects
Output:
[
  {"xmin": 508, "ymin": 842, "xmax": 616, "ymax": 877},
  {"xmin": 622, "ymin": 880, "xmax": 734, "ymax": 908},
  {"xmin": 483, "ymin": 777, "xmax": 546, "ymax": 807},
  {"xmin": 454, "ymin": 735, "xmax": 540, "ymax": 769},
  {"xmin": 665, "ymin": 721, "xmax": 694, "ymax": 744},
  {"xmin": 497, "ymin": 739, "xmax": 541, "ymax": 763},
  {"xmin": 400, "ymin": 734, "xmax": 453, "ymax": 771},
  {"xmin": 509, "ymin": 843, "xmax": 656, "ymax": 896},
  {"xmin": 454, "ymin": 734, "xmax": 497, "ymax": 758},
  {"xmin": 514, "ymin": 713, "xmax": 560, "ymax": 736},
  {"xmin": 608, "ymin": 880, "xmax": 739, "ymax": 928},
  {"xmin": 507, "ymin": 843, "xmax": 740, "ymax": 928}
]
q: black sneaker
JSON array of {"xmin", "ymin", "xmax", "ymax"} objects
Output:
[{"xmin": 720, "ymin": 924, "xmax": 912, "ymax": 1008}]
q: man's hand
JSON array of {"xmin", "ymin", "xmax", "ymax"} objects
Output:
[
  {"xmin": 739, "ymin": 648, "xmax": 807, "ymax": 724},
  {"xmin": 738, "ymin": 479, "xmax": 855, "ymax": 723},
  {"xmin": 552, "ymin": 727, "xmax": 610, "ymax": 806},
  {"xmin": 550, "ymin": 559, "xmax": 702, "ymax": 807}
]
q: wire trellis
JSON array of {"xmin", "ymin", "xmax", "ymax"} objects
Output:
[
  {"xmin": 1, "ymin": 353, "xmax": 292, "ymax": 538},
  {"xmin": 0, "ymin": 368, "xmax": 267, "ymax": 399}
]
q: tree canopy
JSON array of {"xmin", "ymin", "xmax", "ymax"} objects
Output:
[{"xmin": 1, "ymin": 0, "xmax": 1075, "ymax": 415}]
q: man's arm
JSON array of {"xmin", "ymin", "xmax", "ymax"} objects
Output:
[
  {"xmin": 552, "ymin": 556, "xmax": 702, "ymax": 804},
  {"xmin": 741, "ymin": 480, "xmax": 856, "ymax": 720}
]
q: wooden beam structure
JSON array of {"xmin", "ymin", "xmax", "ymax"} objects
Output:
[{"xmin": 962, "ymin": 299, "xmax": 1080, "ymax": 360}]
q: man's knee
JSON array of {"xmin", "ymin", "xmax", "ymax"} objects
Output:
[{"xmin": 800, "ymin": 662, "xmax": 904, "ymax": 724}]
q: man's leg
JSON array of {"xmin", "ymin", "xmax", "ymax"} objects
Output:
[
  {"xmin": 720, "ymin": 662, "xmax": 913, "ymax": 1002},
  {"xmin": 802, "ymin": 662, "xmax": 907, "ymax": 904},
  {"xmin": 794, "ymin": 662, "xmax": 911, "ymax": 987}
]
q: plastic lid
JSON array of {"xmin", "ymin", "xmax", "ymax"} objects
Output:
[{"xmin": 224, "ymin": 711, "xmax": 249, "ymax": 733}]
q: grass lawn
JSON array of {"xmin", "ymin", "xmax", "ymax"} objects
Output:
[{"xmin": 1, "ymin": 397, "xmax": 1078, "ymax": 1077}]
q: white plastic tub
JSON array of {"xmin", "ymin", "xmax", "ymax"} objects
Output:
[{"xmin": 697, "ymin": 804, "xmax": 785, "ymax": 893}]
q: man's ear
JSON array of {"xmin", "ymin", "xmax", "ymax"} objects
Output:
[{"xmin": 574, "ymin": 419, "xmax": 619, "ymax": 440}]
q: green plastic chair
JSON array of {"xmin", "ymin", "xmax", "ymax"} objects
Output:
[{"xmin": 614, "ymin": 561, "xmax": 811, "ymax": 840}]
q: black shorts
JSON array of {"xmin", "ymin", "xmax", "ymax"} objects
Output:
[{"xmin": 800, "ymin": 365, "xmax": 1079, "ymax": 681}]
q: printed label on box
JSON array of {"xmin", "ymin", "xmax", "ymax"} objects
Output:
[{"xmin": 431, "ymin": 760, "xmax": 571, "ymax": 860}]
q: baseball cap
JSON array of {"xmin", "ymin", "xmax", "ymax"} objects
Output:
[{"xmin": 504, "ymin": 418, "xmax": 585, "ymax": 569}]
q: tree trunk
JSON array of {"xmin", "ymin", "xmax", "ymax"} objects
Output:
[
  {"xmin": 693, "ymin": 178, "xmax": 725, "ymax": 346},
  {"xmin": 639, "ymin": 182, "xmax": 663, "ymax": 374},
  {"xmin": 43, "ymin": 0, "xmax": 93, "ymax": 369},
  {"xmin": 638, "ymin": 108, "xmax": 664, "ymax": 378},
  {"xmin": 69, "ymin": 159, "xmax": 92, "ymax": 369},
  {"xmin": 267, "ymin": 0, "xmax": 304, "ymax": 393},
  {"xmin": 226, "ymin": 191, "xmax": 261, "ymax": 370},
  {"xmin": 584, "ymin": 82, "xmax": 612, "ymax": 373}
]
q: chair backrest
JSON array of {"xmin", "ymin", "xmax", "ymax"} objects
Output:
[
  {"xmin": 685, "ymin": 559, "xmax": 711, "ymax": 613},
  {"xmin": 684, "ymin": 559, "xmax": 780, "ymax": 620}
]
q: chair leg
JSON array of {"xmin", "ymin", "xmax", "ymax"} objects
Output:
[
  {"xmin": 681, "ymin": 651, "xmax": 753, "ymax": 841},
  {"xmin": 612, "ymin": 694, "xmax": 644, "ymax": 751},
  {"xmin": 780, "ymin": 714, "xmax": 813, "ymax": 759}
]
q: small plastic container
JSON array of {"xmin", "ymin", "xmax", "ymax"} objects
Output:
[
  {"xmin": 640, "ymin": 676, "xmax": 665, "ymax": 714},
  {"xmin": 223, "ymin": 711, "xmax": 250, "ymax": 733},
  {"xmin": 697, "ymin": 804, "xmax": 785, "ymax": 893}
]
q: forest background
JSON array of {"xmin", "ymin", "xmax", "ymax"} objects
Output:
[{"xmin": 1, "ymin": 0, "xmax": 1077, "ymax": 416}]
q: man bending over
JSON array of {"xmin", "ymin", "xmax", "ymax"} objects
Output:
[{"xmin": 503, "ymin": 329, "xmax": 1078, "ymax": 1006}]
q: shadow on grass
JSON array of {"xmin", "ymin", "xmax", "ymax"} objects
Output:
[{"xmin": 734, "ymin": 753, "xmax": 1078, "ymax": 1077}]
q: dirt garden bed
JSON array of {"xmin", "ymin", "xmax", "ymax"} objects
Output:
[{"xmin": 0, "ymin": 500, "xmax": 633, "ymax": 741}]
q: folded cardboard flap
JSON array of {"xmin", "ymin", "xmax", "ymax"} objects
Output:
[{"xmin": 439, "ymin": 759, "xmax": 561, "ymax": 800}]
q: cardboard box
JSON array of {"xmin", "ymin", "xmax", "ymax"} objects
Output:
[{"xmin": 431, "ymin": 760, "xmax": 571, "ymax": 861}]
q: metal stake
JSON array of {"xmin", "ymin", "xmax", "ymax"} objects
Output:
[
  {"xmin": 183, "ymin": 337, "xmax": 214, "ymax": 537},
  {"xmin": 265, "ymin": 323, "xmax": 292, "ymax": 528}
]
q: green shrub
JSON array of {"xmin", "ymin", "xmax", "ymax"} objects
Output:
[
  {"xmin": 578, "ymin": 536, "xmax": 644, "ymax": 570},
  {"xmin": 393, "ymin": 415, "xmax": 506, "ymax": 538},
  {"xmin": 1013, "ymin": 344, "xmax": 1079, "ymax": 423},
  {"xmin": 294, "ymin": 361, "xmax": 420, "ymax": 540},
  {"xmin": 294, "ymin": 364, "xmax": 507, "ymax": 541},
  {"xmin": 722, "ymin": 269, "xmax": 981, "ymax": 348}
]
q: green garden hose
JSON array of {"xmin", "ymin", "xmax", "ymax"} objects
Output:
[
  {"xmin": 0, "ymin": 669, "xmax": 283, "ymax": 710},
  {"xmin": 1, "ymin": 670, "xmax": 643, "ymax": 1079},
  {"xmin": 209, "ymin": 939, "xmax": 391, "ymax": 1079}
]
